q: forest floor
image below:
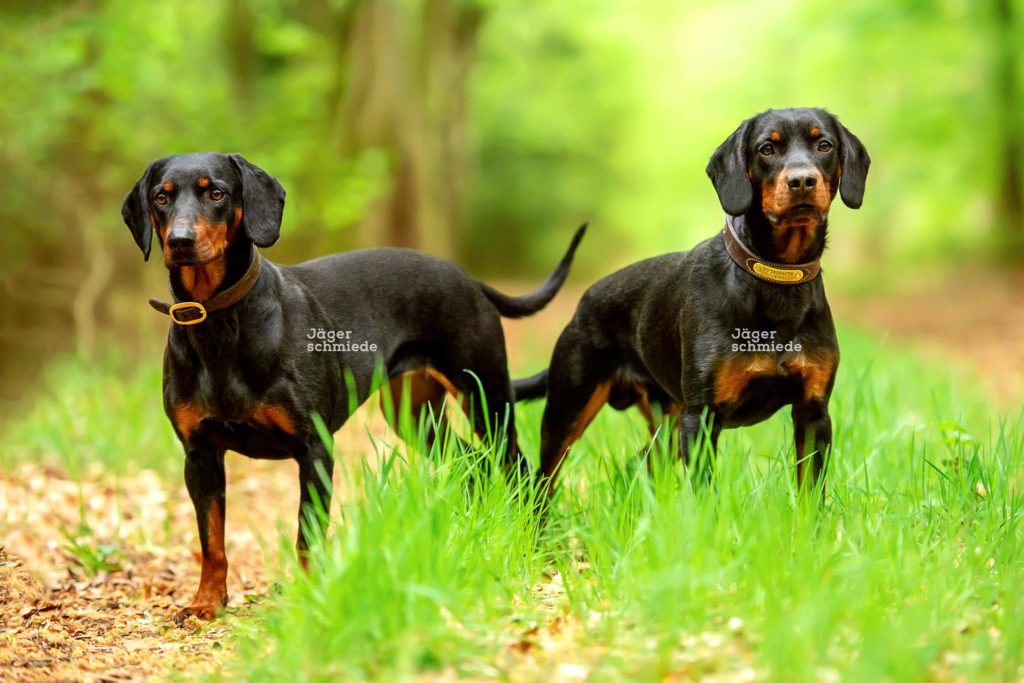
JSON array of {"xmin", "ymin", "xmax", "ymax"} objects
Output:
[{"xmin": 2, "ymin": 268, "xmax": 1023, "ymax": 682}]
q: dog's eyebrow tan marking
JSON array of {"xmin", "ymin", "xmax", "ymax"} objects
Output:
[
  {"xmin": 197, "ymin": 177, "xmax": 210, "ymax": 188},
  {"xmin": 770, "ymin": 131, "xmax": 781, "ymax": 142},
  {"xmin": 162, "ymin": 181, "xmax": 174, "ymax": 192},
  {"xmin": 809, "ymin": 126, "xmax": 821, "ymax": 137}
]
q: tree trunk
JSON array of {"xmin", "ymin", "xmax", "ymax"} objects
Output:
[
  {"xmin": 334, "ymin": 0, "xmax": 484, "ymax": 258},
  {"xmin": 414, "ymin": 0, "xmax": 483, "ymax": 258},
  {"xmin": 227, "ymin": 0, "xmax": 257, "ymax": 103},
  {"xmin": 995, "ymin": 0, "xmax": 1023, "ymax": 250}
]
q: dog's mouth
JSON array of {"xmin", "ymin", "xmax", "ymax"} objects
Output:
[
  {"xmin": 768, "ymin": 203, "xmax": 827, "ymax": 225},
  {"xmin": 165, "ymin": 251, "xmax": 221, "ymax": 269}
]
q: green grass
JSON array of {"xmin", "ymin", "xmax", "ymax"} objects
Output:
[
  {"xmin": 61, "ymin": 521, "xmax": 125, "ymax": 576},
  {"xmin": 4, "ymin": 345, "xmax": 180, "ymax": 477},
  {"xmin": 7, "ymin": 326, "xmax": 1024, "ymax": 681},
  {"xmin": 210, "ymin": 327, "xmax": 1023, "ymax": 682}
]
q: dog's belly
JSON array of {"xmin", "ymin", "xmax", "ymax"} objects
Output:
[{"xmin": 189, "ymin": 418, "xmax": 305, "ymax": 459}]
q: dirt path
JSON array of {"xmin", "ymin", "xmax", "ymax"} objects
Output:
[
  {"xmin": 0, "ymin": 459, "xmax": 293, "ymax": 681},
  {"xmin": 831, "ymin": 269, "xmax": 1024, "ymax": 403},
  {"xmin": 0, "ymin": 397, "xmax": 418, "ymax": 682}
]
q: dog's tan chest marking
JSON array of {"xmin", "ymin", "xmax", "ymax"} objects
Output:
[
  {"xmin": 172, "ymin": 402, "xmax": 209, "ymax": 440},
  {"xmin": 172, "ymin": 401, "xmax": 299, "ymax": 439},
  {"xmin": 251, "ymin": 404, "xmax": 298, "ymax": 435},
  {"xmin": 713, "ymin": 351, "xmax": 836, "ymax": 405},
  {"xmin": 781, "ymin": 352, "xmax": 836, "ymax": 401}
]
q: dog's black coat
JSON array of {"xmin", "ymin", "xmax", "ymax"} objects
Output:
[
  {"xmin": 531, "ymin": 108, "xmax": 869, "ymax": 493},
  {"xmin": 122, "ymin": 152, "xmax": 584, "ymax": 622}
]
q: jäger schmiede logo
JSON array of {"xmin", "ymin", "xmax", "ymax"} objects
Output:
[
  {"xmin": 731, "ymin": 328, "xmax": 803, "ymax": 353},
  {"xmin": 306, "ymin": 328, "xmax": 379, "ymax": 353}
]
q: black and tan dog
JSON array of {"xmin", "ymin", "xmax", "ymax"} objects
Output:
[
  {"xmin": 121, "ymin": 153, "xmax": 584, "ymax": 623},
  {"xmin": 522, "ymin": 108, "xmax": 869, "ymax": 495}
]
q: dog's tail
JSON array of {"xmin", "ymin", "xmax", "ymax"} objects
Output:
[
  {"xmin": 512, "ymin": 369, "xmax": 548, "ymax": 401},
  {"xmin": 477, "ymin": 223, "xmax": 587, "ymax": 319}
]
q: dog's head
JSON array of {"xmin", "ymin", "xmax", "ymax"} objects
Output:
[
  {"xmin": 121, "ymin": 153, "xmax": 285, "ymax": 267},
  {"xmin": 706, "ymin": 108, "xmax": 870, "ymax": 228}
]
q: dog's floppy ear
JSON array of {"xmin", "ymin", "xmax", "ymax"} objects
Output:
[
  {"xmin": 228, "ymin": 153, "xmax": 286, "ymax": 248},
  {"xmin": 121, "ymin": 160, "xmax": 161, "ymax": 261},
  {"xmin": 832, "ymin": 115, "xmax": 870, "ymax": 209},
  {"xmin": 706, "ymin": 118, "xmax": 753, "ymax": 216}
]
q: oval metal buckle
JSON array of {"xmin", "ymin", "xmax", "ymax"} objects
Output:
[{"xmin": 168, "ymin": 302, "xmax": 208, "ymax": 325}]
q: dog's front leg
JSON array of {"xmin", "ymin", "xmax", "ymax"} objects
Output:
[
  {"xmin": 792, "ymin": 400, "xmax": 831, "ymax": 493},
  {"xmin": 176, "ymin": 448, "xmax": 228, "ymax": 624},
  {"xmin": 295, "ymin": 439, "xmax": 335, "ymax": 569},
  {"xmin": 679, "ymin": 409, "xmax": 721, "ymax": 481}
]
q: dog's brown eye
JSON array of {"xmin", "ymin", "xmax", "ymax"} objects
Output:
[
  {"xmin": 817, "ymin": 140, "xmax": 833, "ymax": 153},
  {"xmin": 758, "ymin": 143, "xmax": 775, "ymax": 157},
  {"xmin": 155, "ymin": 192, "xmax": 169, "ymax": 206},
  {"xmin": 210, "ymin": 189, "xmax": 225, "ymax": 201}
]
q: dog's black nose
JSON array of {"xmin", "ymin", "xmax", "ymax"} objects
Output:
[
  {"xmin": 787, "ymin": 171, "xmax": 818, "ymax": 192},
  {"xmin": 167, "ymin": 231, "xmax": 196, "ymax": 250}
]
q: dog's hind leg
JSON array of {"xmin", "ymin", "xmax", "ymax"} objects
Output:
[
  {"xmin": 632, "ymin": 389, "xmax": 680, "ymax": 473},
  {"xmin": 537, "ymin": 329, "xmax": 615, "ymax": 495},
  {"xmin": 422, "ymin": 307, "xmax": 523, "ymax": 473},
  {"xmin": 438, "ymin": 359, "xmax": 521, "ymax": 474},
  {"xmin": 384, "ymin": 369, "xmax": 458, "ymax": 452}
]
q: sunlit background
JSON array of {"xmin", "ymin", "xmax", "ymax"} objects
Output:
[{"xmin": 1, "ymin": 0, "xmax": 1021, "ymax": 406}]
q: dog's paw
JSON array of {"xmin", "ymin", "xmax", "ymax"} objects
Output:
[{"xmin": 173, "ymin": 598, "xmax": 226, "ymax": 627}]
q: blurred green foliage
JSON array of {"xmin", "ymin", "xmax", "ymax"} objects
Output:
[
  {"xmin": 470, "ymin": 0, "xmax": 1023, "ymax": 273},
  {"xmin": 0, "ymin": 0, "xmax": 389, "ymax": 258},
  {"xmin": 1, "ymin": 1, "xmax": 1021, "ymax": 271}
]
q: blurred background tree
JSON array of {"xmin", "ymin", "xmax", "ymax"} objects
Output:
[{"xmin": 0, "ymin": 0, "xmax": 1021, "ymax": 406}]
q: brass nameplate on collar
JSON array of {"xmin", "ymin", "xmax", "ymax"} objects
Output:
[{"xmin": 751, "ymin": 261, "xmax": 805, "ymax": 283}]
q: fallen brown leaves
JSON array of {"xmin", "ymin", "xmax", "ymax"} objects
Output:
[
  {"xmin": 490, "ymin": 567, "xmax": 758, "ymax": 682},
  {"xmin": 0, "ymin": 459, "xmax": 297, "ymax": 682},
  {"xmin": 1, "ymin": 541, "xmax": 230, "ymax": 681}
]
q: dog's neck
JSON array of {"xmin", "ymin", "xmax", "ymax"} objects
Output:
[
  {"xmin": 732, "ymin": 212, "xmax": 828, "ymax": 265},
  {"xmin": 168, "ymin": 238, "xmax": 254, "ymax": 303}
]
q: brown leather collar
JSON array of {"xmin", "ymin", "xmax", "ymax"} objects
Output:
[
  {"xmin": 722, "ymin": 216, "xmax": 820, "ymax": 285},
  {"xmin": 149, "ymin": 248, "xmax": 263, "ymax": 325}
]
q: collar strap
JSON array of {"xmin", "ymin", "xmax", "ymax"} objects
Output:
[
  {"xmin": 722, "ymin": 217, "xmax": 820, "ymax": 285},
  {"xmin": 149, "ymin": 248, "xmax": 263, "ymax": 325}
]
